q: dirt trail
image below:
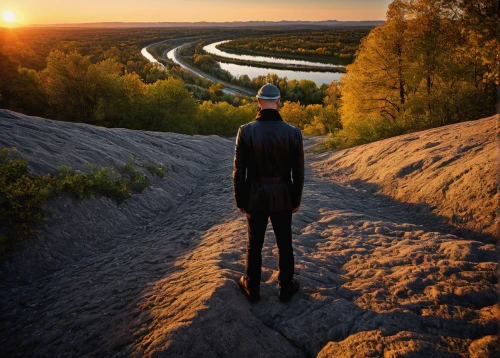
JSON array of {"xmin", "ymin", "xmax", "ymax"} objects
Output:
[{"xmin": 0, "ymin": 111, "xmax": 497, "ymax": 357}]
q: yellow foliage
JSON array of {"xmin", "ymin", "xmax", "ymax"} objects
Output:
[{"xmin": 280, "ymin": 101, "xmax": 312, "ymax": 129}]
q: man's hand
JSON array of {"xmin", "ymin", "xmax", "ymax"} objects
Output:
[
  {"xmin": 292, "ymin": 206, "xmax": 299, "ymax": 214},
  {"xmin": 238, "ymin": 208, "xmax": 247, "ymax": 214}
]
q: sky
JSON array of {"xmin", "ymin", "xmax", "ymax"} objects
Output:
[{"xmin": 1, "ymin": 0, "xmax": 392, "ymax": 26}]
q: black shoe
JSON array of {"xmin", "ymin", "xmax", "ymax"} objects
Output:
[
  {"xmin": 279, "ymin": 278, "xmax": 300, "ymax": 302},
  {"xmin": 238, "ymin": 276, "xmax": 260, "ymax": 303}
]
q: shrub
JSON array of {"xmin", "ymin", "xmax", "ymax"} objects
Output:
[
  {"xmin": 143, "ymin": 163, "xmax": 166, "ymax": 177},
  {"xmin": 0, "ymin": 148, "xmax": 52, "ymax": 253},
  {"xmin": 0, "ymin": 148, "xmax": 165, "ymax": 256},
  {"xmin": 117, "ymin": 156, "xmax": 150, "ymax": 194}
]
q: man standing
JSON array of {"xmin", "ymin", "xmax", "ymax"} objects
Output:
[{"xmin": 233, "ymin": 84, "xmax": 304, "ymax": 303}]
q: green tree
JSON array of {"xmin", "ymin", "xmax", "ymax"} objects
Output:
[
  {"xmin": 145, "ymin": 77, "xmax": 198, "ymax": 134},
  {"xmin": 302, "ymin": 81, "xmax": 343, "ymax": 135},
  {"xmin": 143, "ymin": 64, "xmax": 168, "ymax": 84},
  {"xmin": 208, "ymin": 82, "xmax": 226, "ymax": 102},
  {"xmin": 0, "ymin": 52, "xmax": 21, "ymax": 109},
  {"xmin": 42, "ymin": 51, "xmax": 122, "ymax": 123},
  {"xmin": 11, "ymin": 68, "xmax": 49, "ymax": 116},
  {"xmin": 96, "ymin": 72, "xmax": 147, "ymax": 129},
  {"xmin": 303, "ymin": 105, "xmax": 342, "ymax": 136},
  {"xmin": 196, "ymin": 101, "xmax": 255, "ymax": 136}
]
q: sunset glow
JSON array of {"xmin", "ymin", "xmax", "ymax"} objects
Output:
[
  {"xmin": 2, "ymin": 11, "xmax": 16, "ymax": 23},
  {"xmin": 4, "ymin": 1, "xmax": 392, "ymax": 25}
]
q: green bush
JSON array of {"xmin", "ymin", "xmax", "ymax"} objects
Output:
[
  {"xmin": 0, "ymin": 149, "xmax": 51, "ymax": 242},
  {"xmin": 118, "ymin": 156, "xmax": 151, "ymax": 194},
  {"xmin": 0, "ymin": 148, "xmax": 165, "ymax": 256},
  {"xmin": 324, "ymin": 116, "xmax": 407, "ymax": 149},
  {"xmin": 143, "ymin": 163, "xmax": 166, "ymax": 177}
]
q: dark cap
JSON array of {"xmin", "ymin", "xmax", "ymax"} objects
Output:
[{"xmin": 256, "ymin": 84, "xmax": 280, "ymax": 100}]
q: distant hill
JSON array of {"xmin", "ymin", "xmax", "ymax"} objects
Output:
[{"xmin": 26, "ymin": 20, "xmax": 384, "ymax": 28}]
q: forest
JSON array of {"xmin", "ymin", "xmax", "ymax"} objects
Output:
[
  {"xmin": 0, "ymin": 0, "xmax": 497, "ymax": 145},
  {"xmin": 0, "ymin": 26, "xmax": 349, "ymax": 135}
]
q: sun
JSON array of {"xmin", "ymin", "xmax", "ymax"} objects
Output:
[{"xmin": 2, "ymin": 11, "xmax": 16, "ymax": 23}]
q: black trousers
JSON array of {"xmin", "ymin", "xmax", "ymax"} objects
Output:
[{"xmin": 245, "ymin": 210, "xmax": 294, "ymax": 290}]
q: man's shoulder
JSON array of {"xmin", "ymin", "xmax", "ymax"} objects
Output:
[
  {"xmin": 280, "ymin": 121, "xmax": 301, "ymax": 131},
  {"xmin": 238, "ymin": 121, "xmax": 301, "ymax": 143},
  {"xmin": 287, "ymin": 122, "xmax": 302, "ymax": 133},
  {"xmin": 240, "ymin": 120, "xmax": 301, "ymax": 132}
]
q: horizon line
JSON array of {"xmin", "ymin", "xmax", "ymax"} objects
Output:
[{"xmin": 3, "ymin": 19, "xmax": 385, "ymax": 28}]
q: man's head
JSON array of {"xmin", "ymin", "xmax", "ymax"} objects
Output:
[{"xmin": 256, "ymin": 83, "xmax": 281, "ymax": 110}]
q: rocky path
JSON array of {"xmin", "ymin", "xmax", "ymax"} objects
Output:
[{"xmin": 0, "ymin": 112, "xmax": 497, "ymax": 357}]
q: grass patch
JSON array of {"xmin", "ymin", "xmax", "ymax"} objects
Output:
[
  {"xmin": 0, "ymin": 148, "xmax": 165, "ymax": 256},
  {"xmin": 143, "ymin": 162, "xmax": 166, "ymax": 177},
  {"xmin": 118, "ymin": 155, "xmax": 151, "ymax": 194}
]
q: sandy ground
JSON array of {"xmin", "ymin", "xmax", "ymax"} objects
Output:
[{"xmin": 0, "ymin": 110, "xmax": 498, "ymax": 357}]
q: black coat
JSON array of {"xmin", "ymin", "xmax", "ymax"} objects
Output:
[{"xmin": 232, "ymin": 109, "xmax": 304, "ymax": 211}]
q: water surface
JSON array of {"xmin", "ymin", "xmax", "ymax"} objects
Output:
[
  {"xmin": 162, "ymin": 43, "xmax": 342, "ymax": 86},
  {"xmin": 204, "ymin": 40, "xmax": 341, "ymax": 68},
  {"xmin": 219, "ymin": 62, "xmax": 342, "ymax": 85},
  {"xmin": 141, "ymin": 47, "xmax": 159, "ymax": 64}
]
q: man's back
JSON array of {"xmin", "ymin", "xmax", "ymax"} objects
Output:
[{"xmin": 233, "ymin": 108, "xmax": 304, "ymax": 212}]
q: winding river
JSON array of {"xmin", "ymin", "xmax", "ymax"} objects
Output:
[
  {"xmin": 164, "ymin": 43, "xmax": 255, "ymax": 96},
  {"xmin": 141, "ymin": 47, "xmax": 159, "ymax": 64},
  {"xmin": 202, "ymin": 40, "xmax": 343, "ymax": 85},
  {"xmin": 204, "ymin": 40, "xmax": 339, "ymax": 68},
  {"xmin": 144, "ymin": 39, "xmax": 342, "ymax": 91},
  {"xmin": 203, "ymin": 40, "xmax": 342, "ymax": 86}
]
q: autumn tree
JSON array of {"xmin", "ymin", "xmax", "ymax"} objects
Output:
[
  {"xmin": 454, "ymin": 0, "xmax": 498, "ymax": 119},
  {"xmin": 338, "ymin": 0, "xmax": 498, "ymax": 147},
  {"xmin": 280, "ymin": 101, "xmax": 313, "ymax": 129},
  {"xmin": 305, "ymin": 81, "xmax": 343, "ymax": 135},
  {"xmin": 208, "ymin": 82, "xmax": 226, "ymax": 102},
  {"xmin": 193, "ymin": 54, "xmax": 218, "ymax": 73}
]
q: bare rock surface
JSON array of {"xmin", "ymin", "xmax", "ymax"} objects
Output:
[
  {"xmin": 312, "ymin": 116, "xmax": 498, "ymax": 237},
  {"xmin": 0, "ymin": 110, "xmax": 498, "ymax": 357}
]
